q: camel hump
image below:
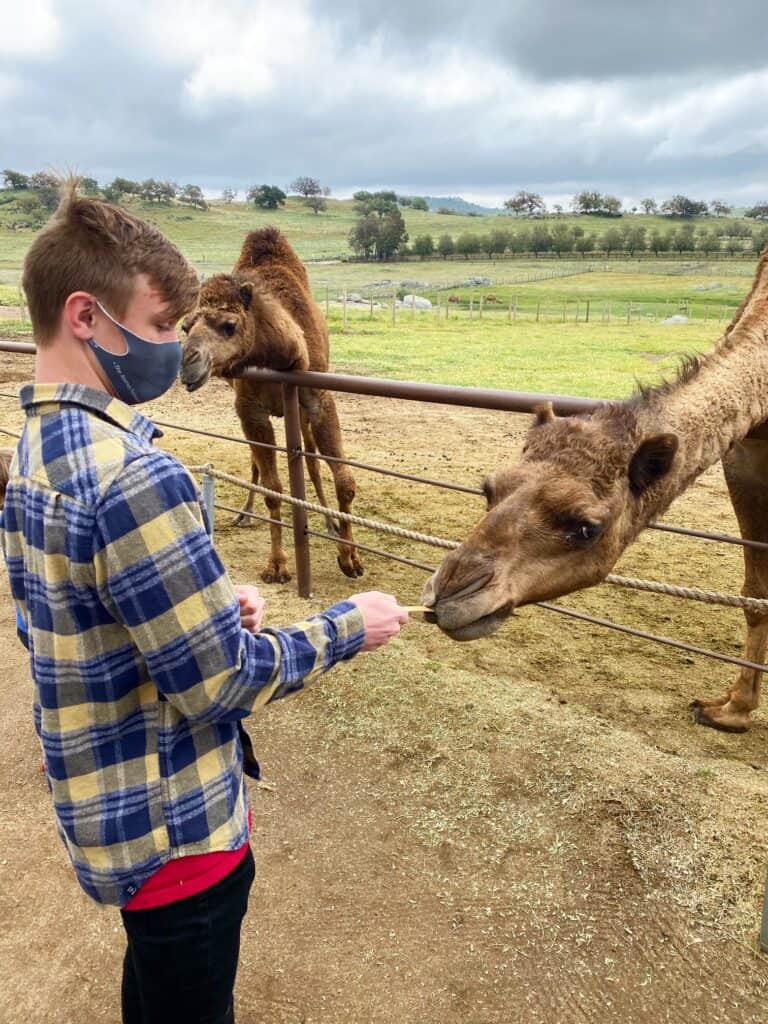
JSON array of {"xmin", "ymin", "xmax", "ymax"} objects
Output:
[{"xmin": 236, "ymin": 228, "xmax": 304, "ymax": 274}]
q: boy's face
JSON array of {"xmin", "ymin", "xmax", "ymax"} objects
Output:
[{"xmin": 91, "ymin": 274, "xmax": 177, "ymax": 355}]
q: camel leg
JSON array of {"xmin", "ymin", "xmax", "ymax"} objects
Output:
[
  {"xmin": 234, "ymin": 398, "xmax": 291, "ymax": 584},
  {"xmin": 691, "ymin": 440, "xmax": 768, "ymax": 732},
  {"xmin": 301, "ymin": 414, "xmax": 340, "ymax": 538},
  {"xmin": 305, "ymin": 392, "xmax": 364, "ymax": 578}
]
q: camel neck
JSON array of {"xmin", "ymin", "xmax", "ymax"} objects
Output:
[{"xmin": 630, "ymin": 314, "xmax": 768, "ymax": 525}]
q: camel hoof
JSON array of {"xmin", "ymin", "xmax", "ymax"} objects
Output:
[
  {"xmin": 689, "ymin": 700, "xmax": 750, "ymax": 733},
  {"xmin": 337, "ymin": 554, "xmax": 365, "ymax": 579},
  {"xmin": 261, "ymin": 566, "xmax": 292, "ymax": 585},
  {"xmin": 232, "ymin": 514, "xmax": 252, "ymax": 528}
]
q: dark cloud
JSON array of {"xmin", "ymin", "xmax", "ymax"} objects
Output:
[
  {"xmin": 1, "ymin": 1, "xmax": 766, "ymax": 205},
  {"xmin": 315, "ymin": 0, "xmax": 768, "ymax": 79}
]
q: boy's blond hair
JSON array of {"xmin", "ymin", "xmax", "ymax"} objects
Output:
[{"xmin": 22, "ymin": 178, "xmax": 199, "ymax": 344}]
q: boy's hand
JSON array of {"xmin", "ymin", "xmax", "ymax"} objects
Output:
[
  {"xmin": 234, "ymin": 584, "xmax": 266, "ymax": 633},
  {"xmin": 349, "ymin": 592, "xmax": 409, "ymax": 652}
]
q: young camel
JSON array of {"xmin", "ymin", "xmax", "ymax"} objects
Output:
[
  {"xmin": 180, "ymin": 227, "xmax": 364, "ymax": 582},
  {"xmin": 423, "ymin": 246, "xmax": 768, "ymax": 733}
]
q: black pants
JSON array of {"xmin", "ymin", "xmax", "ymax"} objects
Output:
[{"xmin": 119, "ymin": 847, "xmax": 256, "ymax": 1024}]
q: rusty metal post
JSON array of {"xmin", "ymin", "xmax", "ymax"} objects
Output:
[
  {"xmin": 760, "ymin": 870, "xmax": 768, "ymax": 953},
  {"xmin": 282, "ymin": 383, "xmax": 312, "ymax": 598}
]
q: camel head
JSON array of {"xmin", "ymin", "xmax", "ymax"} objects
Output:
[
  {"xmin": 422, "ymin": 402, "xmax": 679, "ymax": 641},
  {"xmin": 179, "ymin": 274, "xmax": 307, "ymax": 392}
]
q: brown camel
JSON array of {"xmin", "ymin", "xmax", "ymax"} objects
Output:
[
  {"xmin": 0, "ymin": 448, "xmax": 12, "ymax": 509},
  {"xmin": 179, "ymin": 227, "xmax": 363, "ymax": 582},
  {"xmin": 423, "ymin": 246, "xmax": 768, "ymax": 733}
]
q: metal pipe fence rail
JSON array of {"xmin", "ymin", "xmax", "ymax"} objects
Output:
[{"xmin": 3, "ymin": 340, "xmax": 768, "ymax": 946}]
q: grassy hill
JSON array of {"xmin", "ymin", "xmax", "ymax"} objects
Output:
[{"xmin": 0, "ymin": 192, "xmax": 760, "ymax": 276}]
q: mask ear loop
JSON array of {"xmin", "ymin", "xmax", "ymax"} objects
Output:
[{"xmin": 91, "ymin": 301, "xmax": 129, "ymax": 357}]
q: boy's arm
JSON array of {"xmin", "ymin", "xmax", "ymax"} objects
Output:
[{"xmin": 93, "ymin": 452, "xmax": 365, "ymax": 723}]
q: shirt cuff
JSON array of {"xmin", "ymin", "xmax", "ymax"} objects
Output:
[{"xmin": 315, "ymin": 600, "xmax": 366, "ymax": 663}]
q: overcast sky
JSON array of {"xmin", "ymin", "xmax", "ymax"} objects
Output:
[{"xmin": 2, "ymin": 0, "xmax": 767, "ymax": 207}]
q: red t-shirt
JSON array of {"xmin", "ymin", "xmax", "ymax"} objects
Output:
[{"xmin": 123, "ymin": 811, "xmax": 252, "ymax": 911}]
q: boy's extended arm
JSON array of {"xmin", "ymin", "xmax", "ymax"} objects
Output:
[{"xmin": 93, "ymin": 452, "xmax": 365, "ymax": 722}]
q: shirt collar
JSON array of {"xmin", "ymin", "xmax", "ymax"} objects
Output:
[{"xmin": 19, "ymin": 383, "xmax": 164, "ymax": 442}]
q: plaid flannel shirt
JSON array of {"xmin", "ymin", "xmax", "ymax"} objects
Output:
[{"xmin": 1, "ymin": 383, "xmax": 365, "ymax": 906}]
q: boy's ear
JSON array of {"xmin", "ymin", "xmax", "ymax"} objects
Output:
[{"xmin": 64, "ymin": 292, "xmax": 98, "ymax": 340}]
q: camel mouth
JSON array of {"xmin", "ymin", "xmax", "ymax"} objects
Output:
[
  {"xmin": 437, "ymin": 602, "xmax": 515, "ymax": 642},
  {"xmin": 181, "ymin": 371, "xmax": 210, "ymax": 393}
]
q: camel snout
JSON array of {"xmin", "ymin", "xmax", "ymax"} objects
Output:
[{"xmin": 179, "ymin": 347, "xmax": 212, "ymax": 392}]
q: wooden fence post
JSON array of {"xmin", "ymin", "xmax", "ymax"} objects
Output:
[{"xmin": 282, "ymin": 383, "xmax": 312, "ymax": 598}]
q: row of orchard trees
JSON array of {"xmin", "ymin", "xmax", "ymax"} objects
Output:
[
  {"xmin": 406, "ymin": 221, "xmax": 768, "ymax": 260},
  {"xmin": 504, "ymin": 189, "xmax": 768, "ymax": 221}
]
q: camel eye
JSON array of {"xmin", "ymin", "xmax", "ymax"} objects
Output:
[
  {"xmin": 220, "ymin": 321, "xmax": 237, "ymax": 338},
  {"xmin": 562, "ymin": 519, "xmax": 605, "ymax": 547}
]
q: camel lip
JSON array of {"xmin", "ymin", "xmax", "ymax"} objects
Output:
[{"xmin": 436, "ymin": 601, "xmax": 515, "ymax": 642}]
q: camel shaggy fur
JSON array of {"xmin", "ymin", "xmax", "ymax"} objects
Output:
[
  {"xmin": 0, "ymin": 448, "xmax": 12, "ymax": 509},
  {"xmin": 424, "ymin": 246, "xmax": 768, "ymax": 733},
  {"xmin": 180, "ymin": 228, "xmax": 363, "ymax": 582}
]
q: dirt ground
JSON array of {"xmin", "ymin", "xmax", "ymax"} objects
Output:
[{"xmin": 2, "ymin": 347, "xmax": 768, "ymax": 1023}]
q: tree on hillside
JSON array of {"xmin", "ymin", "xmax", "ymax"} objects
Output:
[
  {"xmin": 455, "ymin": 231, "xmax": 481, "ymax": 258},
  {"xmin": 550, "ymin": 223, "xmax": 574, "ymax": 255},
  {"xmin": 504, "ymin": 190, "xmax": 545, "ymax": 216},
  {"xmin": 696, "ymin": 229, "xmax": 717, "ymax": 255},
  {"xmin": 649, "ymin": 229, "xmax": 671, "ymax": 255},
  {"xmin": 221, "ymin": 187, "xmax": 237, "ymax": 203},
  {"xmin": 640, "ymin": 198, "xmax": 658, "ymax": 215},
  {"xmin": 709, "ymin": 199, "xmax": 732, "ymax": 217},
  {"xmin": 355, "ymin": 190, "xmax": 399, "ymax": 218},
  {"xmin": 139, "ymin": 179, "xmax": 177, "ymax": 204},
  {"xmin": 573, "ymin": 232, "xmax": 595, "ymax": 256},
  {"xmin": 28, "ymin": 171, "xmax": 60, "ymax": 210},
  {"xmin": 247, "ymin": 184, "xmax": 286, "ymax": 209},
  {"xmin": 410, "ymin": 196, "xmax": 429, "ymax": 211},
  {"xmin": 437, "ymin": 233, "xmax": 455, "ymax": 259},
  {"xmin": 179, "ymin": 184, "xmax": 208, "ymax": 210},
  {"xmin": 530, "ymin": 224, "xmax": 552, "ymax": 254},
  {"xmin": 289, "ymin": 176, "xmax": 322, "ymax": 197},
  {"xmin": 660, "ymin": 195, "xmax": 708, "ymax": 217},
  {"xmin": 602, "ymin": 195, "xmax": 622, "ymax": 216},
  {"xmin": 623, "ymin": 225, "xmax": 647, "ymax": 255},
  {"xmin": 376, "ymin": 207, "xmax": 408, "ymax": 257},
  {"xmin": 571, "ymin": 190, "xmax": 604, "ymax": 215},
  {"xmin": 348, "ymin": 214, "xmax": 380, "ymax": 258},
  {"xmin": 600, "ymin": 227, "xmax": 622, "ymax": 255},
  {"xmin": 487, "ymin": 228, "xmax": 510, "ymax": 257},
  {"xmin": 412, "ymin": 234, "xmax": 434, "ymax": 259},
  {"xmin": 745, "ymin": 203, "xmax": 768, "ymax": 221},
  {"xmin": 306, "ymin": 185, "xmax": 330, "ymax": 215},
  {"xmin": 79, "ymin": 177, "xmax": 100, "ymax": 196},
  {"xmin": 111, "ymin": 177, "xmax": 141, "ymax": 196},
  {"xmin": 2, "ymin": 168, "xmax": 29, "ymax": 190}
]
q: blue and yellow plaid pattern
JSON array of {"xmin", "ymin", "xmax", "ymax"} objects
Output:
[{"xmin": 1, "ymin": 384, "xmax": 365, "ymax": 906}]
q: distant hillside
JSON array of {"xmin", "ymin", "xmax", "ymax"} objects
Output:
[{"xmin": 424, "ymin": 196, "xmax": 503, "ymax": 216}]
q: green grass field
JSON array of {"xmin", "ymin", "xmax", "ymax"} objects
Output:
[{"xmin": 0, "ymin": 194, "xmax": 755, "ymax": 401}]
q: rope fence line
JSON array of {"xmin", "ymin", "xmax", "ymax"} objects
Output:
[
  {"xmin": 188, "ymin": 463, "xmax": 768, "ymax": 616},
  {"xmin": 207, "ymin": 477, "xmax": 768, "ymax": 674},
  {"xmin": 1, "ymin": 385, "xmax": 767, "ymax": 549}
]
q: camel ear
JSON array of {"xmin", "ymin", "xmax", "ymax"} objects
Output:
[
  {"xmin": 238, "ymin": 281, "xmax": 254, "ymax": 310},
  {"xmin": 532, "ymin": 401, "xmax": 555, "ymax": 427},
  {"xmin": 628, "ymin": 434, "xmax": 678, "ymax": 494}
]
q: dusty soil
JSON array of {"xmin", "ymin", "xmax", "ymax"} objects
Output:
[{"xmin": 2, "ymin": 348, "xmax": 768, "ymax": 1023}]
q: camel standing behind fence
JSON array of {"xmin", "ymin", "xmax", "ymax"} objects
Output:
[
  {"xmin": 424, "ymin": 246, "xmax": 768, "ymax": 733},
  {"xmin": 180, "ymin": 228, "xmax": 363, "ymax": 582}
]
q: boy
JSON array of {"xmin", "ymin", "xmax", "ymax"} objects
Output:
[{"xmin": 0, "ymin": 180, "xmax": 408, "ymax": 1024}]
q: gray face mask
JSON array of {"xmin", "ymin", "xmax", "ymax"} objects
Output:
[{"xmin": 88, "ymin": 302, "xmax": 181, "ymax": 405}]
